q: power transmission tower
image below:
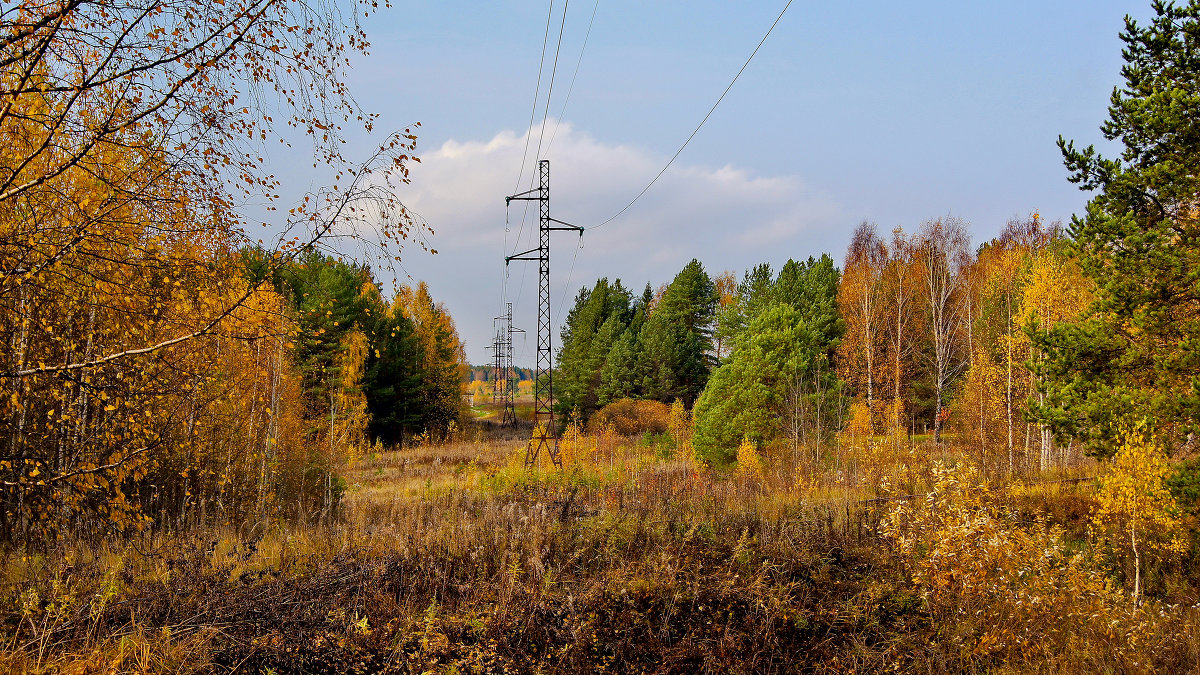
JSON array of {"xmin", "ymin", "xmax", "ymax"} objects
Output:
[
  {"xmin": 489, "ymin": 324, "xmax": 504, "ymax": 404},
  {"xmin": 496, "ymin": 302, "xmax": 524, "ymax": 427},
  {"xmin": 505, "ymin": 159, "xmax": 582, "ymax": 468}
]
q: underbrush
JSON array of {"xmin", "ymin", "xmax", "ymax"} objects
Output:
[{"xmin": 2, "ymin": 434, "xmax": 1198, "ymax": 673}]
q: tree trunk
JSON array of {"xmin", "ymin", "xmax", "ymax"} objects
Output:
[
  {"xmin": 1131, "ymin": 525, "xmax": 1142, "ymax": 605},
  {"xmin": 1006, "ymin": 319, "xmax": 1014, "ymax": 477}
]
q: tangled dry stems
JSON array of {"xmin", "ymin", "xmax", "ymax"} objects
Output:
[{"xmin": 1, "ymin": 434, "xmax": 1197, "ymax": 673}]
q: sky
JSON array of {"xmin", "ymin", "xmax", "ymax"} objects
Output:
[{"xmin": 276, "ymin": 0, "xmax": 1155, "ymax": 365}]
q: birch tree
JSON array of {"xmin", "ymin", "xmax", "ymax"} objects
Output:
[{"xmin": 915, "ymin": 217, "xmax": 971, "ymax": 443}]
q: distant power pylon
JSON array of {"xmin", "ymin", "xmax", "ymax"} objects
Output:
[
  {"xmin": 489, "ymin": 325, "xmax": 504, "ymax": 404},
  {"xmin": 505, "ymin": 159, "xmax": 582, "ymax": 468},
  {"xmin": 494, "ymin": 302, "xmax": 524, "ymax": 427}
]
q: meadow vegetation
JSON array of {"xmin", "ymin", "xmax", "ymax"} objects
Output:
[
  {"xmin": 2, "ymin": 410, "xmax": 1198, "ymax": 673},
  {"xmin": 5, "ymin": 0, "xmax": 1200, "ymax": 672}
]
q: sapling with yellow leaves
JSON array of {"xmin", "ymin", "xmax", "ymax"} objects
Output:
[
  {"xmin": 734, "ymin": 436, "xmax": 763, "ymax": 481},
  {"xmin": 1092, "ymin": 423, "xmax": 1188, "ymax": 603}
]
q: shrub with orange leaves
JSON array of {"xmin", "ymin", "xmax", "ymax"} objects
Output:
[{"xmin": 588, "ymin": 399, "xmax": 670, "ymax": 437}]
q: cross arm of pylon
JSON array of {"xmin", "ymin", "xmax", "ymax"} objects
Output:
[
  {"xmin": 505, "ymin": 188, "xmax": 541, "ymax": 203},
  {"xmin": 547, "ymin": 218, "xmax": 584, "ymax": 235},
  {"xmin": 505, "ymin": 247, "xmax": 542, "ymax": 263}
]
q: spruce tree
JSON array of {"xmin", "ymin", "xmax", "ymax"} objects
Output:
[
  {"xmin": 555, "ymin": 278, "xmax": 633, "ymax": 419},
  {"xmin": 637, "ymin": 260, "xmax": 716, "ymax": 404}
]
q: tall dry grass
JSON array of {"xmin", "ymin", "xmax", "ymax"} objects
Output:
[{"xmin": 1, "ymin": 428, "xmax": 1197, "ymax": 673}]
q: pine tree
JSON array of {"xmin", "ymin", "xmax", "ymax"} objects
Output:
[
  {"xmin": 693, "ymin": 304, "xmax": 809, "ymax": 464},
  {"xmin": 598, "ymin": 325, "xmax": 641, "ymax": 405},
  {"xmin": 774, "ymin": 254, "xmax": 844, "ymax": 361},
  {"xmin": 1035, "ymin": 1, "xmax": 1200, "ymax": 455},
  {"xmin": 717, "ymin": 263, "xmax": 774, "ymax": 350}
]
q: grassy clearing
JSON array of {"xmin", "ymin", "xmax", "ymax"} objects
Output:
[{"xmin": 1, "ymin": 430, "xmax": 1198, "ymax": 673}]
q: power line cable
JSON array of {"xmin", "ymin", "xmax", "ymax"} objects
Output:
[
  {"xmin": 587, "ymin": 0, "xmax": 794, "ymax": 231},
  {"xmin": 546, "ymin": 0, "xmax": 599, "ymax": 155},
  {"xmin": 505, "ymin": 0, "xmax": 556, "ymax": 298},
  {"xmin": 499, "ymin": 203, "xmax": 511, "ymax": 316},
  {"xmin": 513, "ymin": 0, "xmax": 556, "ymax": 195},
  {"xmin": 510, "ymin": 0, "xmax": 571, "ymax": 315},
  {"xmin": 504, "ymin": 0, "xmax": 556, "ymax": 322},
  {"xmin": 533, "ymin": 0, "xmax": 570, "ymax": 163},
  {"xmin": 556, "ymin": 237, "xmax": 583, "ymax": 320}
]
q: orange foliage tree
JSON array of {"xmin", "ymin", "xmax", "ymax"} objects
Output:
[
  {"xmin": 0, "ymin": 0, "xmax": 423, "ymax": 542},
  {"xmin": 393, "ymin": 281, "xmax": 468, "ymax": 441},
  {"xmin": 837, "ymin": 221, "xmax": 888, "ymax": 412}
]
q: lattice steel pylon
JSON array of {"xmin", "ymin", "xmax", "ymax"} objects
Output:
[
  {"xmin": 496, "ymin": 302, "xmax": 524, "ymax": 427},
  {"xmin": 505, "ymin": 160, "xmax": 582, "ymax": 468},
  {"xmin": 489, "ymin": 325, "xmax": 504, "ymax": 404}
]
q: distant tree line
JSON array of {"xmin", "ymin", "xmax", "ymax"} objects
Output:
[
  {"xmin": 555, "ymin": 219, "xmax": 1090, "ymax": 473},
  {"xmin": 466, "ymin": 366, "xmax": 535, "ymax": 384}
]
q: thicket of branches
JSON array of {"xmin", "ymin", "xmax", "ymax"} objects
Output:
[{"xmin": 0, "ymin": 0, "xmax": 454, "ymax": 543}]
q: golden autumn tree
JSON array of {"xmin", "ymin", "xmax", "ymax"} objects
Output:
[
  {"xmin": 955, "ymin": 214, "xmax": 1064, "ymax": 475},
  {"xmin": 973, "ymin": 232, "xmax": 1029, "ymax": 473},
  {"xmin": 0, "ymin": 0, "xmax": 423, "ymax": 542},
  {"xmin": 914, "ymin": 216, "xmax": 971, "ymax": 444},
  {"xmin": 879, "ymin": 226, "xmax": 919, "ymax": 444},
  {"xmin": 711, "ymin": 270, "xmax": 738, "ymax": 361},
  {"xmin": 1093, "ymin": 423, "xmax": 1188, "ymax": 603},
  {"xmin": 394, "ymin": 281, "xmax": 468, "ymax": 441},
  {"xmin": 1017, "ymin": 244, "xmax": 1093, "ymax": 471},
  {"xmin": 954, "ymin": 341, "xmax": 1006, "ymax": 469},
  {"xmin": 837, "ymin": 221, "xmax": 888, "ymax": 414}
]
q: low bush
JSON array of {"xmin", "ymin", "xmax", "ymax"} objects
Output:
[{"xmin": 589, "ymin": 399, "xmax": 670, "ymax": 436}]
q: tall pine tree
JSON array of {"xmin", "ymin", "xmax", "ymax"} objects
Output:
[{"xmin": 1034, "ymin": 1, "xmax": 1200, "ymax": 456}]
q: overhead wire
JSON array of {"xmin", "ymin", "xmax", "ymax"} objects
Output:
[
  {"xmin": 513, "ymin": 0, "xmax": 556, "ymax": 196},
  {"xmin": 510, "ymin": 0, "xmax": 572, "ymax": 314},
  {"xmin": 511, "ymin": 0, "xmax": 571, "ymax": 261},
  {"xmin": 500, "ymin": 204, "xmax": 512, "ymax": 316},
  {"xmin": 498, "ymin": 0, "xmax": 793, "ymax": 369},
  {"xmin": 533, "ymin": 0, "xmax": 571, "ymax": 164},
  {"xmin": 587, "ymin": 0, "xmax": 795, "ymax": 231},
  {"xmin": 546, "ymin": 0, "xmax": 598, "ymax": 156},
  {"xmin": 505, "ymin": 0, "xmax": 792, "ymax": 353},
  {"xmin": 503, "ymin": 0, "xmax": 558, "ymax": 322},
  {"xmin": 556, "ymin": 236, "xmax": 584, "ymax": 321},
  {"xmin": 524, "ymin": 0, "xmax": 595, "ymax": 324}
]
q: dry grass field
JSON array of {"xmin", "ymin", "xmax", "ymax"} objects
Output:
[{"xmin": 2, "ymin": 423, "xmax": 1198, "ymax": 673}]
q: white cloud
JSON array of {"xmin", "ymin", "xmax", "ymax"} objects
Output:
[{"xmin": 393, "ymin": 121, "xmax": 847, "ymax": 364}]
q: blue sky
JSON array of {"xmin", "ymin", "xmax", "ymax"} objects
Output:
[{"xmin": 300, "ymin": 1, "xmax": 1153, "ymax": 364}]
